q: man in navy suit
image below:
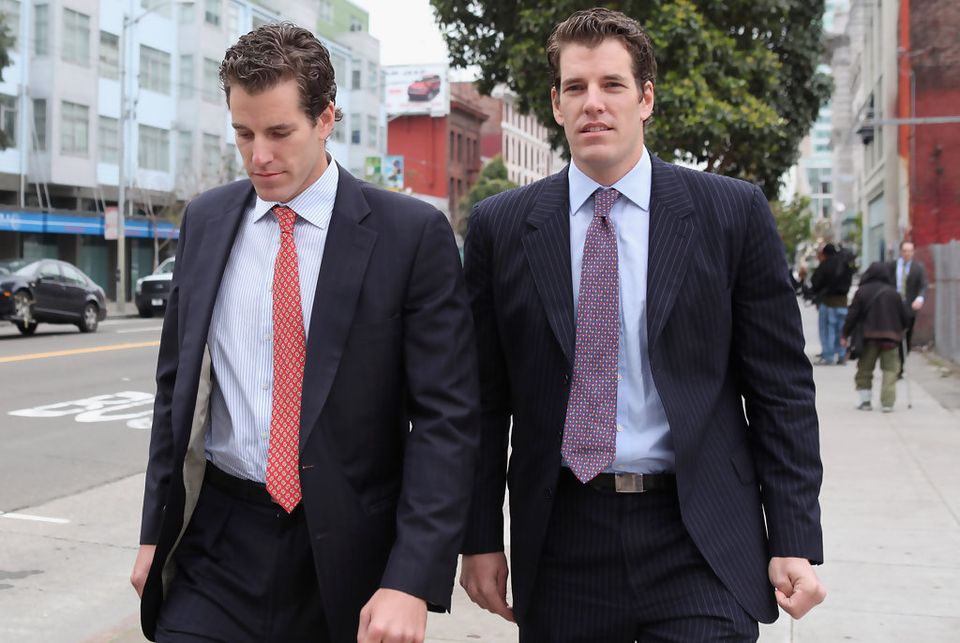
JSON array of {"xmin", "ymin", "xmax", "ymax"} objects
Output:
[
  {"xmin": 129, "ymin": 23, "xmax": 479, "ymax": 643},
  {"xmin": 459, "ymin": 8, "xmax": 825, "ymax": 641}
]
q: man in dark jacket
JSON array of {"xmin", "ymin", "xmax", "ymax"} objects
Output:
[
  {"xmin": 841, "ymin": 262, "xmax": 909, "ymax": 412},
  {"xmin": 809, "ymin": 243, "xmax": 855, "ymax": 364}
]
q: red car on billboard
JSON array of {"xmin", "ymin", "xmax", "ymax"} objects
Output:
[{"xmin": 407, "ymin": 74, "xmax": 442, "ymax": 101}]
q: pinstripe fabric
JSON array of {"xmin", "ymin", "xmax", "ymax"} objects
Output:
[
  {"xmin": 462, "ymin": 155, "xmax": 823, "ymax": 627},
  {"xmin": 520, "ymin": 470, "xmax": 758, "ymax": 642},
  {"xmin": 206, "ymin": 163, "xmax": 339, "ymax": 483}
]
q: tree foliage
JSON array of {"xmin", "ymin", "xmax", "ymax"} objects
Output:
[
  {"xmin": 458, "ymin": 156, "xmax": 517, "ymax": 235},
  {"xmin": 430, "ymin": 0, "xmax": 831, "ymax": 198},
  {"xmin": 770, "ymin": 195, "xmax": 813, "ymax": 263}
]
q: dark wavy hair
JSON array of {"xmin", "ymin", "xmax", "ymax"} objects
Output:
[
  {"xmin": 547, "ymin": 8, "xmax": 657, "ymax": 92},
  {"xmin": 219, "ymin": 22, "xmax": 343, "ymax": 123}
]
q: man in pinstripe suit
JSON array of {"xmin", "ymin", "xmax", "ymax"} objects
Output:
[{"xmin": 459, "ymin": 8, "xmax": 825, "ymax": 641}]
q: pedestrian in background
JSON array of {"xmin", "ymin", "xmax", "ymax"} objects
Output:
[
  {"xmin": 809, "ymin": 242, "xmax": 854, "ymax": 365},
  {"xmin": 130, "ymin": 23, "xmax": 479, "ymax": 643},
  {"xmin": 459, "ymin": 8, "xmax": 825, "ymax": 641},
  {"xmin": 889, "ymin": 240, "xmax": 928, "ymax": 375},
  {"xmin": 841, "ymin": 262, "xmax": 909, "ymax": 412}
]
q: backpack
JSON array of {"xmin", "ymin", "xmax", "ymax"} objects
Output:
[{"xmin": 834, "ymin": 248, "xmax": 857, "ymax": 294}]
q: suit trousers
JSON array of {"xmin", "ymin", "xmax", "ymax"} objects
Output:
[
  {"xmin": 519, "ymin": 469, "xmax": 758, "ymax": 643},
  {"xmin": 155, "ymin": 471, "xmax": 329, "ymax": 643}
]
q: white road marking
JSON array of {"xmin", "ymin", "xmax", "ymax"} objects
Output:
[{"xmin": 0, "ymin": 511, "xmax": 70, "ymax": 524}]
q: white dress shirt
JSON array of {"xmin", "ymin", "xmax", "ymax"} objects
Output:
[{"xmin": 205, "ymin": 161, "xmax": 339, "ymax": 482}]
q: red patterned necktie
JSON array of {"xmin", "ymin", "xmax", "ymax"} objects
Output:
[
  {"xmin": 562, "ymin": 188, "xmax": 621, "ymax": 483},
  {"xmin": 266, "ymin": 205, "xmax": 306, "ymax": 512}
]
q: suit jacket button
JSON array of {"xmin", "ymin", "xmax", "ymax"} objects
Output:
[
  {"xmin": 545, "ymin": 487, "xmax": 552, "ymax": 499},
  {"xmin": 561, "ymin": 373, "xmax": 570, "ymax": 384}
]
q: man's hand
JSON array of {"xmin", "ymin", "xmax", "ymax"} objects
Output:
[
  {"xmin": 130, "ymin": 544, "xmax": 156, "ymax": 598},
  {"xmin": 839, "ymin": 336, "xmax": 848, "ymax": 348},
  {"xmin": 912, "ymin": 298, "xmax": 923, "ymax": 311},
  {"xmin": 768, "ymin": 556, "xmax": 826, "ymax": 619},
  {"xmin": 459, "ymin": 552, "xmax": 515, "ymax": 623},
  {"xmin": 357, "ymin": 588, "xmax": 427, "ymax": 643}
]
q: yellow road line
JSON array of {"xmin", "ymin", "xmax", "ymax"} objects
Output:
[{"xmin": 0, "ymin": 340, "xmax": 160, "ymax": 364}]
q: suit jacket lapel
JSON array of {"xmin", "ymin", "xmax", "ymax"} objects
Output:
[
  {"xmin": 522, "ymin": 170, "xmax": 576, "ymax": 365},
  {"xmin": 299, "ymin": 165, "xmax": 376, "ymax": 451},
  {"xmin": 646, "ymin": 156, "xmax": 695, "ymax": 353},
  {"xmin": 183, "ymin": 181, "xmax": 254, "ymax": 346}
]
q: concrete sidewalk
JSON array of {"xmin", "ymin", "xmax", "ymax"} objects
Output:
[{"xmin": 81, "ymin": 301, "xmax": 960, "ymax": 641}]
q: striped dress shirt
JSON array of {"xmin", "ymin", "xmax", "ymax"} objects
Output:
[{"xmin": 205, "ymin": 162, "xmax": 339, "ymax": 482}]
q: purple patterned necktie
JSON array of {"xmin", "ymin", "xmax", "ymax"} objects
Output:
[{"xmin": 562, "ymin": 187, "xmax": 621, "ymax": 483}]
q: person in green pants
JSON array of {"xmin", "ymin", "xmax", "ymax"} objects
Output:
[{"xmin": 841, "ymin": 262, "xmax": 909, "ymax": 412}]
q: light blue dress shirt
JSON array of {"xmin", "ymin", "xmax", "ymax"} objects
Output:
[
  {"xmin": 205, "ymin": 161, "xmax": 339, "ymax": 482},
  {"xmin": 567, "ymin": 150, "xmax": 675, "ymax": 474}
]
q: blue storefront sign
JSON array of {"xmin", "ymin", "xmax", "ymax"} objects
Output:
[{"xmin": 0, "ymin": 210, "xmax": 179, "ymax": 239}]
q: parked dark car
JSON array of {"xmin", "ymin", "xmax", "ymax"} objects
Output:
[
  {"xmin": 0, "ymin": 258, "xmax": 108, "ymax": 335},
  {"xmin": 407, "ymin": 74, "xmax": 442, "ymax": 101},
  {"xmin": 135, "ymin": 257, "xmax": 175, "ymax": 318}
]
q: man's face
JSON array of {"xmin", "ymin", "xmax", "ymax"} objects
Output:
[
  {"xmin": 901, "ymin": 242, "xmax": 915, "ymax": 262},
  {"xmin": 230, "ymin": 78, "xmax": 335, "ymax": 202},
  {"xmin": 551, "ymin": 38, "xmax": 654, "ymax": 185}
]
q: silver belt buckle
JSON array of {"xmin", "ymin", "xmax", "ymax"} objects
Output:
[{"xmin": 614, "ymin": 473, "xmax": 645, "ymax": 493}]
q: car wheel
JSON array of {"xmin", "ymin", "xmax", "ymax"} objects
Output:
[
  {"xmin": 137, "ymin": 305, "xmax": 153, "ymax": 318},
  {"xmin": 16, "ymin": 320, "xmax": 38, "ymax": 335},
  {"xmin": 78, "ymin": 302, "xmax": 99, "ymax": 332}
]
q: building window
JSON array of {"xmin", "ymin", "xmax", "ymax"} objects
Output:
[
  {"xmin": 178, "ymin": 1, "xmax": 194, "ymax": 24},
  {"xmin": 318, "ymin": 0, "xmax": 333, "ymax": 23},
  {"xmin": 251, "ymin": 14, "xmax": 271, "ymax": 29},
  {"xmin": 350, "ymin": 113, "xmax": 360, "ymax": 144},
  {"xmin": 367, "ymin": 62, "xmax": 378, "ymax": 95},
  {"xmin": 63, "ymin": 8, "xmax": 91, "ymax": 66},
  {"xmin": 202, "ymin": 133, "xmax": 220, "ymax": 178},
  {"xmin": 32, "ymin": 99, "xmax": 46, "ymax": 151},
  {"xmin": 99, "ymin": 32, "xmax": 119, "ymax": 80},
  {"xmin": 224, "ymin": 142, "xmax": 238, "ymax": 178},
  {"xmin": 331, "ymin": 53, "xmax": 346, "ymax": 87},
  {"xmin": 140, "ymin": 45, "xmax": 171, "ymax": 94},
  {"xmin": 0, "ymin": 0, "xmax": 19, "ymax": 46},
  {"xmin": 0, "ymin": 94, "xmax": 16, "ymax": 146},
  {"xmin": 98, "ymin": 116, "xmax": 119, "ymax": 164},
  {"xmin": 225, "ymin": 2, "xmax": 240, "ymax": 41},
  {"xmin": 204, "ymin": 0, "xmax": 220, "ymax": 26},
  {"xmin": 177, "ymin": 129, "xmax": 193, "ymax": 172},
  {"xmin": 202, "ymin": 58, "xmax": 220, "ymax": 103},
  {"xmin": 330, "ymin": 122, "xmax": 345, "ymax": 143},
  {"xmin": 352, "ymin": 68, "xmax": 361, "ymax": 91},
  {"xmin": 349, "ymin": 15, "xmax": 363, "ymax": 32},
  {"xmin": 179, "ymin": 54, "xmax": 194, "ymax": 98},
  {"xmin": 61, "ymin": 101, "xmax": 89, "ymax": 156},
  {"xmin": 34, "ymin": 4, "xmax": 48, "ymax": 56},
  {"xmin": 366, "ymin": 115, "xmax": 377, "ymax": 148},
  {"xmin": 138, "ymin": 124, "xmax": 169, "ymax": 171}
]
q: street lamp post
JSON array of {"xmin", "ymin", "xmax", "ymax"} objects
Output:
[{"xmin": 115, "ymin": 1, "xmax": 191, "ymax": 312}]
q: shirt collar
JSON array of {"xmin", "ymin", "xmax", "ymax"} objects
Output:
[
  {"xmin": 251, "ymin": 156, "xmax": 339, "ymax": 230},
  {"xmin": 568, "ymin": 147, "xmax": 651, "ymax": 216}
]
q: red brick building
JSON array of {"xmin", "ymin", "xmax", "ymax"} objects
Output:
[{"xmin": 386, "ymin": 88, "xmax": 486, "ymax": 233}]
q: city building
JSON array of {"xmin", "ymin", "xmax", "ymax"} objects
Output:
[
  {"xmin": 0, "ymin": 0, "xmax": 385, "ymax": 302},
  {"xmin": 385, "ymin": 72, "xmax": 486, "ymax": 232},
  {"xmin": 838, "ymin": 0, "xmax": 960, "ymax": 345},
  {"xmin": 453, "ymin": 82, "xmax": 565, "ymax": 185}
]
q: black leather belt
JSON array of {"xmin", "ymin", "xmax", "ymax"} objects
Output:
[
  {"xmin": 565, "ymin": 467, "xmax": 676, "ymax": 493},
  {"xmin": 204, "ymin": 462, "xmax": 277, "ymax": 507}
]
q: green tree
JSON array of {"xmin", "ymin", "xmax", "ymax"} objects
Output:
[
  {"xmin": 458, "ymin": 156, "xmax": 518, "ymax": 236},
  {"xmin": 0, "ymin": 12, "xmax": 15, "ymax": 150},
  {"xmin": 770, "ymin": 195, "xmax": 813, "ymax": 264},
  {"xmin": 430, "ymin": 0, "xmax": 831, "ymax": 198}
]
